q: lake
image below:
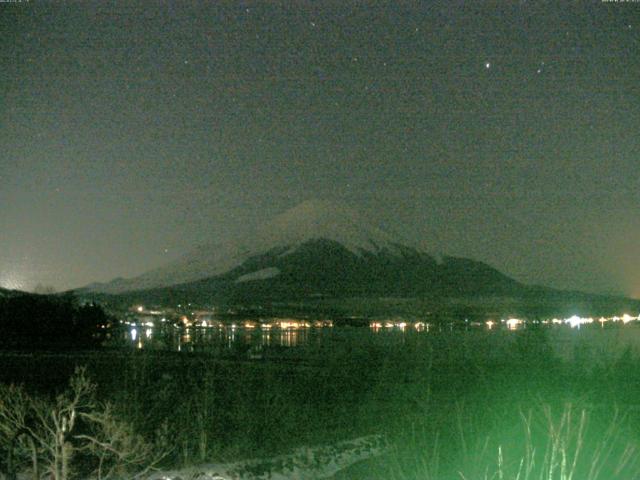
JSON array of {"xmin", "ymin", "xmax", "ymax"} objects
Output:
[{"xmin": 116, "ymin": 318, "xmax": 640, "ymax": 364}]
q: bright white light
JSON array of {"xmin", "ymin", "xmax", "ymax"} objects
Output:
[
  {"xmin": 506, "ymin": 318, "xmax": 521, "ymax": 330},
  {"xmin": 565, "ymin": 315, "xmax": 593, "ymax": 328},
  {"xmin": 130, "ymin": 328, "xmax": 137, "ymax": 341},
  {"xmin": 566, "ymin": 315, "xmax": 581, "ymax": 328},
  {"xmin": 622, "ymin": 314, "xmax": 635, "ymax": 324}
]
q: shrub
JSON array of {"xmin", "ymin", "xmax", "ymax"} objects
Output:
[{"xmin": 0, "ymin": 367, "xmax": 163, "ymax": 480}]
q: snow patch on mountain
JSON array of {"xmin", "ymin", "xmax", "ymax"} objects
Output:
[{"xmin": 235, "ymin": 267, "xmax": 280, "ymax": 284}]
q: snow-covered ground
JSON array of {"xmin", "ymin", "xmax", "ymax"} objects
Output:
[{"xmin": 145, "ymin": 434, "xmax": 388, "ymax": 480}]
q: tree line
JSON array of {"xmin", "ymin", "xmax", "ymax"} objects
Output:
[{"xmin": 0, "ymin": 292, "xmax": 110, "ymax": 349}]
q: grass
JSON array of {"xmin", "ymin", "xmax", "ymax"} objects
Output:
[
  {"xmin": 3, "ymin": 325, "xmax": 640, "ymax": 478},
  {"xmin": 387, "ymin": 400, "xmax": 640, "ymax": 480}
]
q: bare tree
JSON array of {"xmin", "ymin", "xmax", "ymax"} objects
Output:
[{"xmin": 0, "ymin": 367, "xmax": 164, "ymax": 480}]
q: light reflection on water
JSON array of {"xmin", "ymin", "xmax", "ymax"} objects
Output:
[
  {"xmin": 122, "ymin": 324, "xmax": 318, "ymax": 352},
  {"xmin": 119, "ymin": 321, "xmax": 640, "ymax": 360}
]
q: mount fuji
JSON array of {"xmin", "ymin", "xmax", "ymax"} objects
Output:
[{"xmin": 83, "ymin": 200, "xmax": 524, "ymax": 303}]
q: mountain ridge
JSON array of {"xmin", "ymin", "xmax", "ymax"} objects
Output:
[
  {"xmin": 84, "ymin": 200, "xmax": 422, "ymax": 294},
  {"xmin": 78, "ymin": 201, "xmax": 640, "ymax": 317}
]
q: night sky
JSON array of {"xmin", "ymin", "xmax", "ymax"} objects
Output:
[{"xmin": 1, "ymin": 2, "xmax": 639, "ymax": 296}]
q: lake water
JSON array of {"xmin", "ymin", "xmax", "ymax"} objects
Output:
[
  {"xmin": 120, "ymin": 323, "xmax": 412, "ymax": 354},
  {"xmin": 116, "ymin": 320, "xmax": 640, "ymax": 363}
]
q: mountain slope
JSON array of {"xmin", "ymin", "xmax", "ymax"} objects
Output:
[
  {"xmin": 103, "ymin": 238, "xmax": 524, "ymax": 307},
  {"xmin": 80, "ymin": 201, "xmax": 640, "ymax": 315},
  {"xmin": 85, "ymin": 200, "xmax": 417, "ymax": 294}
]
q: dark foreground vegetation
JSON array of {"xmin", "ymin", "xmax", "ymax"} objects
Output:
[
  {"xmin": 2, "ymin": 326, "xmax": 640, "ymax": 479},
  {"xmin": 0, "ymin": 292, "xmax": 110, "ymax": 349}
]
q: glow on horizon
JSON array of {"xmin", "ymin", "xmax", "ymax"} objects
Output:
[{"xmin": 0, "ymin": 275, "xmax": 27, "ymax": 291}]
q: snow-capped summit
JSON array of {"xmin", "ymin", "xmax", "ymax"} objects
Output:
[
  {"xmin": 85, "ymin": 200, "xmax": 414, "ymax": 294},
  {"xmin": 257, "ymin": 199, "xmax": 402, "ymax": 255}
]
